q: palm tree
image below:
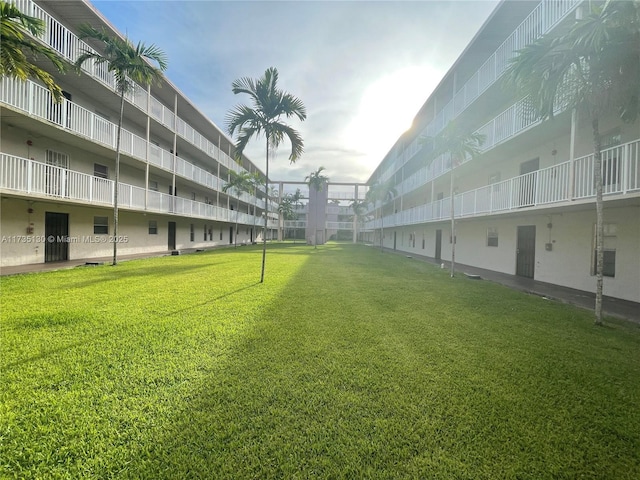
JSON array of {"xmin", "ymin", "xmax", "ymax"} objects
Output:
[
  {"xmin": 277, "ymin": 193, "xmax": 296, "ymax": 240},
  {"xmin": 249, "ymin": 171, "xmax": 264, "ymax": 244},
  {"xmin": 75, "ymin": 25, "xmax": 167, "ymax": 265},
  {"xmin": 349, "ymin": 199, "xmax": 368, "ymax": 242},
  {"xmin": 226, "ymin": 67, "xmax": 306, "ymax": 283},
  {"xmin": 365, "ymin": 178, "xmax": 398, "ymax": 252},
  {"xmin": 305, "ymin": 166, "xmax": 329, "ymax": 192},
  {"xmin": 422, "ymin": 120, "xmax": 485, "ymax": 277},
  {"xmin": 223, "ymin": 170, "xmax": 253, "ymax": 248},
  {"xmin": 503, "ymin": 0, "xmax": 640, "ymax": 325},
  {"xmin": 291, "ymin": 188, "xmax": 303, "ymax": 242},
  {"xmin": 1, "ymin": 1, "xmax": 66, "ymax": 101}
]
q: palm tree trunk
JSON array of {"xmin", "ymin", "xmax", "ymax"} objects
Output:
[
  {"xmin": 260, "ymin": 136, "xmax": 269, "ymax": 283},
  {"xmin": 450, "ymin": 167, "xmax": 455, "ymax": 278},
  {"xmin": 592, "ymin": 116, "xmax": 604, "ymax": 325},
  {"xmin": 113, "ymin": 90, "xmax": 125, "ymax": 266},
  {"xmin": 234, "ymin": 201, "xmax": 239, "ymax": 248}
]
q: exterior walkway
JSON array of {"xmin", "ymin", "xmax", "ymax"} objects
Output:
[
  {"xmin": 391, "ymin": 250, "xmax": 640, "ymax": 324},
  {"xmin": 0, "ymin": 245, "xmax": 233, "ymax": 276}
]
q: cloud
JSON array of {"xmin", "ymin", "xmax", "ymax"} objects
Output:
[{"xmin": 92, "ymin": 0, "xmax": 500, "ymax": 183}]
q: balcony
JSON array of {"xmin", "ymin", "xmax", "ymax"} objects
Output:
[
  {"xmin": 366, "ymin": 138, "xmax": 640, "ymax": 230},
  {"xmin": 0, "ymin": 153, "xmax": 277, "ymax": 228},
  {"xmin": 379, "ymin": 0, "xmax": 582, "ymax": 182},
  {"xmin": 0, "ymin": 77, "xmax": 265, "ymax": 209}
]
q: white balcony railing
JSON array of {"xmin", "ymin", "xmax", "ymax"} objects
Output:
[
  {"xmin": 0, "ymin": 77, "xmax": 266, "ymax": 211},
  {"xmin": 376, "ymin": 0, "xmax": 582, "ymax": 185},
  {"xmin": 0, "ymin": 153, "xmax": 277, "ymax": 228},
  {"xmin": 9, "ymin": 0, "xmax": 258, "ymax": 188},
  {"xmin": 365, "ymin": 139, "xmax": 640, "ymax": 230}
]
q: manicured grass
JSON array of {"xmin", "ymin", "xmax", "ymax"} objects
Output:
[{"xmin": 1, "ymin": 243, "xmax": 639, "ymax": 479}]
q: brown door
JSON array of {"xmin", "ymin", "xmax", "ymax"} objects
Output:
[
  {"xmin": 516, "ymin": 225, "xmax": 536, "ymax": 278},
  {"xmin": 44, "ymin": 212, "xmax": 69, "ymax": 262},
  {"xmin": 435, "ymin": 229, "xmax": 442, "ymax": 261},
  {"xmin": 168, "ymin": 222, "xmax": 176, "ymax": 250}
]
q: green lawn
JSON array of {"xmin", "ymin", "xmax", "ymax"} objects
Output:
[{"xmin": 1, "ymin": 243, "xmax": 639, "ymax": 479}]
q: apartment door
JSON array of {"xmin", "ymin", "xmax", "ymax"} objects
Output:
[
  {"xmin": 45, "ymin": 150, "xmax": 69, "ymax": 196},
  {"xmin": 393, "ymin": 231, "xmax": 397, "ymax": 250},
  {"xmin": 168, "ymin": 222, "xmax": 176, "ymax": 250},
  {"xmin": 44, "ymin": 212, "xmax": 69, "ymax": 262},
  {"xmin": 516, "ymin": 225, "xmax": 536, "ymax": 278},
  {"xmin": 519, "ymin": 158, "xmax": 539, "ymax": 207},
  {"xmin": 435, "ymin": 229, "xmax": 442, "ymax": 261},
  {"xmin": 229, "ymin": 226, "xmax": 234, "ymax": 244}
]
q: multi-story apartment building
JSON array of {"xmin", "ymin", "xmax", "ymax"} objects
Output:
[
  {"xmin": 2, "ymin": 0, "xmax": 638, "ymax": 306},
  {"xmin": 363, "ymin": 0, "xmax": 639, "ymax": 303},
  {"xmin": 1, "ymin": 0, "xmax": 278, "ymax": 267}
]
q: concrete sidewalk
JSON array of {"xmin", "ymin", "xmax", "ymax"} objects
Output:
[{"xmin": 394, "ymin": 250, "xmax": 639, "ymax": 324}]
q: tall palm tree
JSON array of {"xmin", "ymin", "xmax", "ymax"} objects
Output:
[
  {"xmin": 226, "ymin": 67, "xmax": 306, "ymax": 283},
  {"xmin": 291, "ymin": 188, "xmax": 303, "ymax": 243},
  {"xmin": 249, "ymin": 171, "xmax": 264, "ymax": 244},
  {"xmin": 223, "ymin": 170, "xmax": 253, "ymax": 248},
  {"xmin": 503, "ymin": 0, "xmax": 640, "ymax": 325},
  {"xmin": 422, "ymin": 120, "xmax": 485, "ymax": 277},
  {"xmin": 75, "ymin": 25, "xmax": 167, "ymax": 265},
  {"xmin": 349, "ymin": 199, "xmax": 368, "ymax": 243},
  {"xmin": 1, "ymin": 1, "xmax": 66, "ymax": 101},
  {"xmin": 277, "ymin": 193, "xmax": 296, "ymax": 240},
  {"xmin": 365, "ymin": 178, "xmax": 398, "ymax": 252}
]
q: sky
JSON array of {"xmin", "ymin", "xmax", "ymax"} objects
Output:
[{"xmin": 91, "ymin": 0, "xmax": 500, "ymax": 183}]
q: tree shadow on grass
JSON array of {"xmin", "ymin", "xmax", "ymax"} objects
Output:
[{"xmin": 2, "ymin": 282, "xmax": 261, "ymax": 370}]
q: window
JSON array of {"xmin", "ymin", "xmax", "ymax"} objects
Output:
[
  {"xmin": 46, "ymin": 149, "xmax": 69, "ymax": 168},
  {"xmin": 487, "ymin": 227, "xmax": 498, "ymax": 247},
  {"xmin": 592, "ymin": 224, "xmax": 616, "ymax": 277},
  {"xmin": 190, "ymin": 224, "xmax": 194, "ymax": 242},
  {"xmin": 191, "ymin": 192, "xmax": 196, "ymax": 201},
  {"xmin": 204, "ymin": 225, "xmax": 208, "ymax": 241},
  {"xmin": 149, "ymin": 221, "xmax": 157, "ymax": 235},
  {"xmin": 149, "ymin": 180, "xmax": 158, "ymax": 192},
  {"xmin": 94, "ymin": 163, "xmax": 108, "ymax": 179},
  {"xmin": 94, "ymin": 216, "xmax": 108, "ymax": 234}
]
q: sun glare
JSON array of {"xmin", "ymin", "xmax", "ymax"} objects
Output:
[{"xmin": 344, "ymin": 65, "xmax": 442, "ymax": 167}]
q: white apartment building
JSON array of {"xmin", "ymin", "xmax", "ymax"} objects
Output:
[
  {"xmin": 1, "ymin": 0, "xmax": 278, "ymax": 267},
  {"xmin": 363, "ymin": 0, "xmax": 640, "ymax": 303},
  {"xmin": 2, "ymin": 0, "xmax": 638, "ymax": 305}
]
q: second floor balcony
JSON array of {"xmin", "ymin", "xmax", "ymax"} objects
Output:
[
  {"xmin": 0, "ymin": 153, "xmax": 278, "ymax": 229},
  {"xmin": 366, "ymin": 138, "xmax": 640, "ymax": 230}
]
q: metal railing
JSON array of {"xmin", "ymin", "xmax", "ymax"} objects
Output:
[
  {"xmin": 0, "ymin": 77, "xmax": 265, "ymax": 209},
  {"xmin": 0, "ymin": 153, "xmax": 278, "ymax": 228},
  {"xmin": 365, "ymin": 138, "xmax": 640, "ymax": 230},
  {"xmin": 377, "ymin": 0, "xmax": 582, "ymax": 185},
  {"xmin": 11, "ymin": 0, "xmax": 257, "ymax": 186}
]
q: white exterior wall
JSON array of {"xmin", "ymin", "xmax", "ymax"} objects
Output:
[
  {"xmin": 0, "ymin": 195, "xmax": 259, "ymax": 267},
  {"xmin": 383, "ymin": 202, "xmax": 640, "ymax": 303}
]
